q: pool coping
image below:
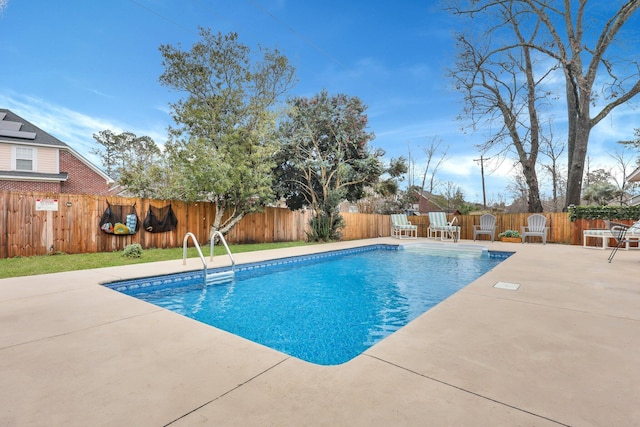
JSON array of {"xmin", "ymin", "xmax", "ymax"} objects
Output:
[
  {"xmin": 2, "ymin": 237, "xmax": 640, "ymax": 426},
  {"xmin": 105, "ymin": 242, "xmax": 512, "ymax": 294}
]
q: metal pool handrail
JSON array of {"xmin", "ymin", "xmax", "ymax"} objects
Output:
[
  {"xmin": 183, "ymin": 231, "xmax": 236, "ymax": 284},
  {"xmin": 182, "ymin": 232, "xmax": 208, "ymax": 276},
  {"xmin": 209, "ymin": 230, "xmax": 235, "ymax": 272}
]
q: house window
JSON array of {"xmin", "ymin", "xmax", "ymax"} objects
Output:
[{"xmin": 14, "ymin": 146, "xmax": 35, "ymax": 171}]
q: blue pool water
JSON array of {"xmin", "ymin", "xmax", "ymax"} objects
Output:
[{"xmin": 108, "ymin": 244, "xmax": 510, "ymax": 365}]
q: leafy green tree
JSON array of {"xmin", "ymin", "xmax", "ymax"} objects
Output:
[
  {"xmin": 376, "ymin": 157, "xmax": 408, "ymax": 198},
  {"xmin": 158, "ymin": 29, "xmax": 296, "ymax": 236},
  {"xmin": 356, "ymin": 157, "xmax": 408, "ymax": 214},
  {"xmin": 92, "ymin": 130, "xmax": 163, "ymax": 198},
  {"xmin": 91, "ymin": 129, "xmax": 124, "ymax": 179},
  {"xmin": 274, "ymin": 90, "xmax": 384, "ymax": 241},
  {"xmin": 582, "ymin": 169, "xmax": 619, "ymax": 205},
  {"xmin": 583, "ymin": 182, "xmax": 619, "ymax": 206}
]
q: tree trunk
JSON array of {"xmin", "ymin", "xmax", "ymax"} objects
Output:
[
  {"xmin": 565, "ymin": 101, "xmax": 592, "ymax": 207},
  {"xmin": 565, "ymin": 129, "xmax": 590, "ymax": 207},
  {"xmin": 522, "ymin": 161, "xmax": 544, "ymax": 212}
]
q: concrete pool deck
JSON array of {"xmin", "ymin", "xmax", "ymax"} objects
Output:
[{"xmin": 1, "ymin": 238, "xmax": 639, "ymax": 426}]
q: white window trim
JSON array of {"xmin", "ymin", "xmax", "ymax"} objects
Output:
[{"xmin": 11, "ymin": 145, "xmax": 38, "ymax": 172}]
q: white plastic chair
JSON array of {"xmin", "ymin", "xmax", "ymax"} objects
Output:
[
  {"xmin": 473, "ymin": 214, "xmax": 497, "ymax": 242},
  {"xmin": 522, "ymin": 214, "xmax": 549, "ymax": 244}
]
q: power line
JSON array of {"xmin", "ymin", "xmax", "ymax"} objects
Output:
[
  {"xmin": 245, "ymin": 0, "xmax": 348, "ymax": 70},
  {"xmin": 128, "ymin": 0, "xmax": 193, "ymax": 33},
  {"xmin": 130, "ymin": 0, "xmax": 348, "ymax": 72}
]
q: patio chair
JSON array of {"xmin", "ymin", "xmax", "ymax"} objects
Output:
[
  {"xmin": 521, "ymin": 214, "xmax": 549, "ymax": 244},
  {"xmin": 428, "ymin": 212, "xmax": 460, "ymax": 242},
  {"xmin": 473, "ymin": 214, "xmax": 497, "ymax": 242},
  {"xmin": 390, "ymin": 214, "xmax": 417, "ymax": 239},
  {"xmin": 605, "ymin": 220, "xmax": 639, "ymax": 262}
]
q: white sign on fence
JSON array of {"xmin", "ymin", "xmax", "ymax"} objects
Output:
[{"xmin": 35, "ymin": 198, "xmax": 59, "ymax": 211}]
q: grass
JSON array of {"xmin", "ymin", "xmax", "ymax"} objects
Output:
[{"xmin": 0, "ymin": 241, "xmax": 315, "ymax": 279}]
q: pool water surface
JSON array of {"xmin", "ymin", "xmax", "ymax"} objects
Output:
[{"xmin": 109, "ymin": 244, "xmax": 509, "ymax": 365}]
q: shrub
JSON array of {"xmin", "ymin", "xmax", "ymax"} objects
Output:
[
  {"xmin": 306, "ymin": 213, "xmax": 345, "ymax": 242},
  {"xmin": 498, "ymin": 230, "xmax": 521, "ymax": 238},
  {"xmin": 122, "ymin": 243, "xmax": 143, "ymax": 258}
]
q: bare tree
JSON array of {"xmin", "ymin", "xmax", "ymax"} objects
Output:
[
  {"xmin": 419, "ymin": 136, "xmax": 448, "ymax": 195},
  {"xmin": 506, "ymin": 172, "xmax": 530, "ymax": 212},
  {"xmin": 405, "ymin": 142, "xmax": 417, "ymax": 189},
  {"xmin": 450, "ymin": 2, "xmax": 558, "ymax": 212},
  {"xmin": 619, "ymin": 128, "xmax": 640, "ymax": 167},
  {"xmin": 487, "ymin": 191, "xmax": 506, "ymax": 211},
  {"xmin": 539, "ymin": 122, "xmax": 566, "ymax": 211},
  {"xmin": 442, "ymin": 181, "xmax": 465, "ymax": 212},
  {"xmin": 610, "ymin": 144, "xmax": 636, "ymax": 205},
  {"xmin": 448, "ymin": 1, "xmax": 640, "ymax": 208}
]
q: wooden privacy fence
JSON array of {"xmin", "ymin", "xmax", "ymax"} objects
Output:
[
  {"xmin": 0, "ymin": 191, "xmax": 607, "ymax": 258},
  {"xmin": 342, "ymin": 211, "xmax": 577, "ymax": 244},
  {"xmin": 0, "ymin": 191, "xmax": 311, "ymax": 258}
]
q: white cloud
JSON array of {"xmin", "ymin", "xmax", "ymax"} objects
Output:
[{"xmin": 0, "ymin": 92, "xmax": 168, "ymax": 163}]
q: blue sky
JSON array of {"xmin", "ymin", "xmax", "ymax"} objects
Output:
[{"xmin": 1, "ymin": 0, "xmax": 639, "ymax": 204}]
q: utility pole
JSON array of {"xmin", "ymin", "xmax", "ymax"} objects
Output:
[{"xmin": 474, "ymin": 155, "xmax": 490, "ymax": 210}]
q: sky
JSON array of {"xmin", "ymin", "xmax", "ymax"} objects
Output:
[{"xmin": 1, "ymin": 0, "xmax": 639, "ymax": 205}]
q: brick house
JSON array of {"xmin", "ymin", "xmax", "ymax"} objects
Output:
[
  {"xmin": 0, "ymin": 109, "xmax": 113, "ymax": 194},
  {"xmin": 415, "ymin": 190, "xmax": 445, "ymax": 213},
  {"xmin": 415, "ymin": 190, "xmax": 461, "ymax": 215}
]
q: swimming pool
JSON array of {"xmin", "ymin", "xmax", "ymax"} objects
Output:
[{"xmin": 107, "ymin": 244, "xmax": 510, "ymax": 365}]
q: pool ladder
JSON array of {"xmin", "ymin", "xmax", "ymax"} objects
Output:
[{"xmin": 183, "ymin": 230, "xmax": 236, "ymax": 285}]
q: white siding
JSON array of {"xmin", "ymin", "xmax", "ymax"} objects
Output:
[
  {"xmin": 36, "ymin": 147, "xmax": 59, "ymax": 173},
  {"xmin": 0, "ymin": 144, "xmax": 10, "ymax": 169}
]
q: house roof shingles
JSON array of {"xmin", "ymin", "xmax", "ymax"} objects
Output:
[{"xmin": 0, "ymin": 109, "xmax": 69, "ymax": 148}]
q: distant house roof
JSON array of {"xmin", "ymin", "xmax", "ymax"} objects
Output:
[
  {"xmin": 413, "ymin": 190, "xmax": 463, "ymax": 215},
  {"xmin": 415, "ymin": 190, "xmax": 444, "ymax": 210},
  {"xmin": 628, "ymin": 166, "xmax": 640, "ymax": 183},
  {"xmin": 0, "ymin": 109, "xmax": 68, "ymax": 148},
  {"xmin": 0, "ymin": 108, "xmax": 113, "ymax": 185}
]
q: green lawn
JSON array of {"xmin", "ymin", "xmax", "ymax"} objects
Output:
[{"xmin": 0, "ymin": 241, "xmax": 315, "ymax": 279}]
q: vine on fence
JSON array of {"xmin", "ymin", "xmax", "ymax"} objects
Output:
[{"xmin": 568, "ymin": 205, "xmax": 640, "ymax": 222}]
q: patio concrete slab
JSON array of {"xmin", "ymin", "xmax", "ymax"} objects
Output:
[
  {"xmin": 171, "ymin": 355, "xmax": 559, "ymax": 427},
  {"xmin": 367, "ymin": 292, "xmax": 640, "ymax": 426},
  {"xmin": 1, "ymin": 237, "xmax": 639, "ymax": 426},
  {"xmin": 1, "ymin": 308, "xmax": 287, "ymax": 426},
  {"xmin": 0, "ymin": 284, "xmax": 160, "ymax": 347}
]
